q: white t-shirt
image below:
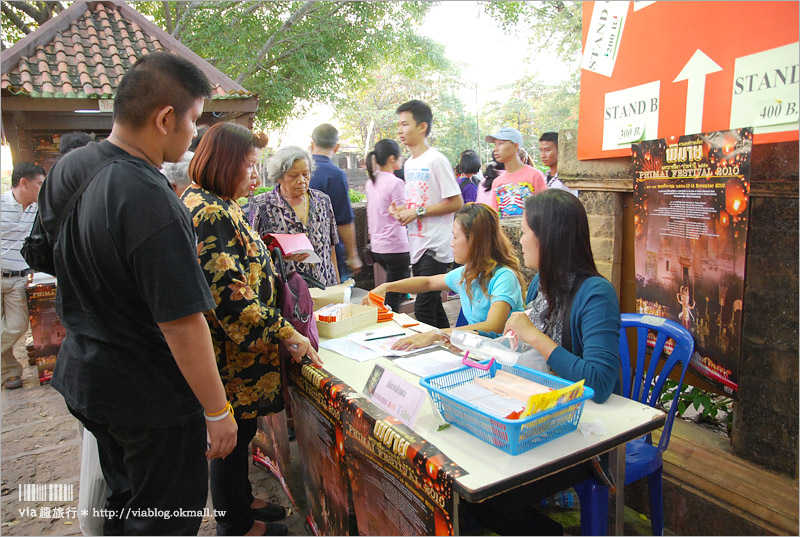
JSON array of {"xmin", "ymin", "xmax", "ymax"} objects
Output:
[{"xmin": 403, "ymin": 147, "xmax": 461, "ymax": 264}]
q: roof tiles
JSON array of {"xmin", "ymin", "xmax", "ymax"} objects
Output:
[{"xmin": 1, "ymin": 2, "xmax": 254, "ymax": 100}]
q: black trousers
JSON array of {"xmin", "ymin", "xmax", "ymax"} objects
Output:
[
  {"xmin": 411, "ymin": 250, "xmax": 451, "ymax": 329},
  {"xmin": 210, "ymin": 416, "xmax": 258, "ymax": 536},
  {"xmin": 68, "ymin": 406, "xmax": 208, "ymax": 536},
  {"xmin": 371, "ymin": 251, "xmax": 410, "ymax": 313}
]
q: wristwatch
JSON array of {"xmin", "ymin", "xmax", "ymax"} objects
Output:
[{"xmin": 415, "ymin": 206, "xmax": 427, "ymax": 218}]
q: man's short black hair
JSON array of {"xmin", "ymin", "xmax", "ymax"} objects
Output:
[
  {"xmin": 396, "ymin": 100, "xmax": 433, "ymax": 137},
  {"xmin": 113, "ymin": 52, "xmax": 212, "ymax": 129},
  {"xmin": 539, "ymin": 131, "xmax": 558, "ymax": 147},
  {"xmin": 59, "ymin": 132, "xmax": 92, "ymax": 155},
  {"xmin": 311, "ymin": 124, "xmax": 339, "ymax": 149},
  {"xmin": 11, "ymin": 162, "xmax": 45, "ymax": 188}
]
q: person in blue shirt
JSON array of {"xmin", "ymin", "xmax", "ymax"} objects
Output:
[
  {"xmin": 504, "ymin": 189, "xmax": 620, "ymax": 403},
  {"xmin": 366, "ymin": 203, "xmax": 525, "ymax": 349},
  {"xmin": 309, "ymin": 123, "xmax": 362, "ymax": 282}
]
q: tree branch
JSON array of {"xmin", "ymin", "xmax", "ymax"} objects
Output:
[
  {"xmin": 161, "ymin": 1, "xmax": 173, "ymax": 34},
  {"xmin": 11, "ymin": 1, "xmax": 44, "ymax": 22},
  {"xmin": 173, "ymin": 1, "xmax": 212, "ymax": 40},
  {"xmin": 2, "ymin": 4, "xmax": 32, "ymax": 34},
  {"xmin": 234, "ymin": 0, "xmax": 317, "ymax": 84}
]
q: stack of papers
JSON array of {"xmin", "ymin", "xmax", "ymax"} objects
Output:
[{"xmin": 393, "ymin": 350, "xmax": 464, "ymax": 377}]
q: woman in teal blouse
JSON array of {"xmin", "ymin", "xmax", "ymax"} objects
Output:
[{"xmin": 505, "ymin": 189, "xmax": 620, "ymax": 403}]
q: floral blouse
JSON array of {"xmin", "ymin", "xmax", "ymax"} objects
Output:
[
  {"xmin": 182, "ymin": 186, "xmax": 295, "ymax": 420},
  {"xmin": 249, "ymin": 188, "xmax": 340, "ymax": 287}
]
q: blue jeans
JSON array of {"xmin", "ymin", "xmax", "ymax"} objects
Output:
[{"xmin": 68, "ymin": 407, "xmax": 208, "ymax": 536}]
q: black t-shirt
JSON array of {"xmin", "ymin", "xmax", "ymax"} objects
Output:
[{"xmin": 40, "ymin": 140, "xmax": 216, "ymax": 427}]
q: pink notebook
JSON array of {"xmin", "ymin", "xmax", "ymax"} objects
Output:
[{"xmin": 266, "ymin": 233, "xmax": 321, "ymax": 264}]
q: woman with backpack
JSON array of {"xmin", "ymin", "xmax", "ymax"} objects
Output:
[
  {"xmin": 455, "ymin": 149, "xmax": 482, "ymax": 204},
  {"xmin": 365, "ymin": 139, "xmax": 410, "ymax": 313},
  {"xmin": 182, "ymin": 122, "xmax": 322, "ymax": 537},
  {"xmin": 366, "ymin": 202, "xmax": 525, "ymax": 350}
]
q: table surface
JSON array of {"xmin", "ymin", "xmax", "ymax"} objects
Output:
[{"xmin": 315, "ymin": 323, "xmax": 666, "ymax": 503}]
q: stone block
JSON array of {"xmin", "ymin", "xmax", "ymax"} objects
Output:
[
  {"xmin": 740, "ymin": 345, "xmax": 799, "ymax": 381},
  {"xmin": 559, "ymin": 129, "xmax": 634, "ymax": 180},
  {"xmin": 578, "ymin": 190, "xmax": 618, "ymax": 216},
  {"xmin": 737, "ymin": 376, "xmax": 798, "ymax": 417},
  {"xmin": 750, "ymin": 141, "xmax": 799, "ymax": 182},
  {"xmin": 590, "ymin": 237, "xmax": 614, "ymax": 264},
  {"xmin": 732, "ymin": 404, "xmax": 798, "ymax": 476},
  {"xmin": 741, "ymin": 289, "xmax": 798, "ymax": 350},
  {"xmin": 748, "ymin": 197, "xmax": 799, "ymax": 234},
  {"xmin": 587, "ymin": 214, "xmax": 616, "ymax": 238}
]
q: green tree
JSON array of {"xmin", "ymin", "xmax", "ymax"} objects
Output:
[
  {"xmin": 2, "ymin": 1, "xmax": 438, "ymax": 127},
  {"xmin": 333, "ymin": 48, "xmax": 481, "ymax": 166}
]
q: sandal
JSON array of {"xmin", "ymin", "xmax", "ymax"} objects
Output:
[{"xmin": 251, "ymin": 501, "xmax": 287, "ymax": 522}]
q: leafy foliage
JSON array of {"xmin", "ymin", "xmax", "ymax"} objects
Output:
[
  {"xmin": 349, "ymin": 189, "xmax": 366, "ymax": 203},
  {"xmin": 1, "ymin": 1, "xmax": 67, "ymax": 49},
  {"xmin": 332, "ymin": 55, "xmax": 480, "ymax": 166},
  {"xmin": 481, "ymin": 0, "xmax": 583, "ymax": 63},
  {"xmin": 2, "ymin": 1, "xmax": 437, "ymax": 127},
  {"xmin": 659, "ymin": 379, "xmax": 733, "ymax": 434}
]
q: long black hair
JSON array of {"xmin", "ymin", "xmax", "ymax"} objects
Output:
[
  {"xmin": 366, "ymin": 139, "xmax": 402, "ymax": 182},
  {"xmin": 524, "ymin": 189, "xmax": 601, "ymax": 314}
]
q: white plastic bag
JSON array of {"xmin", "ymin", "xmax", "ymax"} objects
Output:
[{"xmin": 78, "ymin": 428, "xmax": 108, "ymax": 536}]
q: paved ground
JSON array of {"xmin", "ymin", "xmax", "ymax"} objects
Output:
[{"xmin": 0, "ymin": 334, "xmax": 307, "ymax": 536}]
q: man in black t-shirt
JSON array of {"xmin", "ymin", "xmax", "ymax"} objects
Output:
[{"xmin": 38, "ymin": 52, "xmax": 237, "ymax": 535}]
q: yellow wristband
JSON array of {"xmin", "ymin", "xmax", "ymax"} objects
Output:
[{"xmin": 205, "ymin": 401, "xmax": 233, "ymax": 418}]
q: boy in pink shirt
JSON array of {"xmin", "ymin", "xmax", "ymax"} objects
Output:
[{"xmin": 485, "ymin": 127, "xmax": 547, "ymax": 217}]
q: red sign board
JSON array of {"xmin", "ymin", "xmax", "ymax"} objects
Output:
[{"xmin": 578, "ymin": 1, "xmax": 799, "ymax": 160}]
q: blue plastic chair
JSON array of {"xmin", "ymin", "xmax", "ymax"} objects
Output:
[{"xmin": 573, "ymin": 313, "xmax": 695, "ymax": 536}]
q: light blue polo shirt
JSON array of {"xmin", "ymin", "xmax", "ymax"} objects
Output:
[{"xmin": 444, "ymin": 266, "xmax": 524, "ymax": 325}]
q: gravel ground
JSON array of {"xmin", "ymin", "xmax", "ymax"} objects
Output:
[{"xmin": 1, "ymin": 333, "xmax": 309, "ymax": 536}]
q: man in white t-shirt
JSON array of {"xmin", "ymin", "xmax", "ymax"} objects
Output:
[
  {"xmin": 485, "ymin": 127, "xmax": 547, "ymax": 218},
  {"xmin": 391, "ymin": 100, "xmax": 463, "ymax": 328}
]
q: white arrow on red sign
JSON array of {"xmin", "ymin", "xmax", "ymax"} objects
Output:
[{"xmin": 673, "ymin": 49, "xmax": 723, "ymax": 135}]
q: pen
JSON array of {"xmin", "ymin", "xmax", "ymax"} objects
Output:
[{"xmin": 364, "ymin": 333, "xmax": 405, "ymax": 341}]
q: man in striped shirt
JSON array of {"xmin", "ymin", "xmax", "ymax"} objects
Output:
[{"xmin": 1, "ymin": 162, "xmax": 45, "ymax": 389}]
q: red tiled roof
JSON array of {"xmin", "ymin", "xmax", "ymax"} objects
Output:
[{"xmin": 1, "ymin": 1, "xmax": 255, "ymax": 100}]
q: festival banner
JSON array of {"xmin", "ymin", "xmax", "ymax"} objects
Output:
[
  {"xmin": 26, "ymin": 278, "xmax": 66, "ymax": 385},
  {"xmin": 288, "ymin": 364, "xmax": 355, "ymax": 535},
  {"xmin": 343, "ymin": 396, "xmax": 465, "ymax": 536},
  {"xmin": 632, "ymin": 127, "xmax": 752, "ymax": 396},
  {"xmin": 252, "ymin": 410, "xmax": 298, "ymax": 509}
]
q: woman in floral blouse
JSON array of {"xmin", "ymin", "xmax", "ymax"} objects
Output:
[
  {"xmin": 249, "ymin": 146, "xmax": 340, "ymax": 286},
  {"xmin": 183, "ymin": 123, "xmax": 322, "ymax": 537}
]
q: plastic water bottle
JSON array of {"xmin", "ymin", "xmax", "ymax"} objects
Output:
[{"xmin": 540, "ymin": 490, "xmax": 578, "ymax": 509}]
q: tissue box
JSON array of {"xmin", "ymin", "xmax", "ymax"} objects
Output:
[
  {"xmin": 315, "ymin": 304, "xmax": 377, "ymax": 338},
  {"xmin": 309, "ymin": 279, "xmax": 355, "ymax": 310}
]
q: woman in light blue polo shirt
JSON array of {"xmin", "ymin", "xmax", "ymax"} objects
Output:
[{"xmin": 366, "ymin": 203, "xmax": 525, "ymax": 349}]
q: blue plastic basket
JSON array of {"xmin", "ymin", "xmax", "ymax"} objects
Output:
[{"xmin": 419, "ymin": 361, "xmax": 593, "ymax": 455}]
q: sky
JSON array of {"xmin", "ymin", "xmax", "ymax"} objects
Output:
[{"xmin": 267, "ymin": 1, "xmax": 577, "ymax": 149}]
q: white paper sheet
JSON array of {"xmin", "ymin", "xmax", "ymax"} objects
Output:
[
  {"xmin": 319, "ymin": 337, "xmax": 380, "ymax": 362},
  {"xmin": 393, "ymin": 350, "xmax": 465, "ymax": 377}
]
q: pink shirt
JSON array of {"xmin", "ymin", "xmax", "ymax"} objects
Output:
[
  {"xmin": 366, "ymin": 170, "xmax": 410, "ymax": 254},
  {"xmin": 489, "ymin": 165, "xmax": 547, "ymax": 217}
]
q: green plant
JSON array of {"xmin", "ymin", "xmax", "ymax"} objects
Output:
[
  {"xmin": 349, "ymin": 189, "xmax": 366, "ymax": 203},
  {"xmin": 659, "ymin": 379, "xmax": 733, "ymax": 430}
]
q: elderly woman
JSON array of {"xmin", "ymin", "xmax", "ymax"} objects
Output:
[
  {"xmin": 182, "ymin": 123, "xmax": 322, "ymax": 537},
  {"xmin": 249, "ymin": 146, "xmax": 340, "ymax": 287}
]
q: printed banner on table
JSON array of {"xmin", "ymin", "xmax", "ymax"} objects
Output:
[
  {"xmin": 26, "ymin": 280, "xmax": 65, "ymax": 385},
  {"xmin": 252, "ymin": 410, "xmax": 298, "ymax": 508},
  {"xmin": 632, "ymin": 127, "xmax": 752, "ymax": 396},
  {"xmin": 343, "ymin": 396, "xmax": 465, "ymax": 536},
  {"xmin": 289, "ymin": 364, "xmax": 355, "ymax": 536}
]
